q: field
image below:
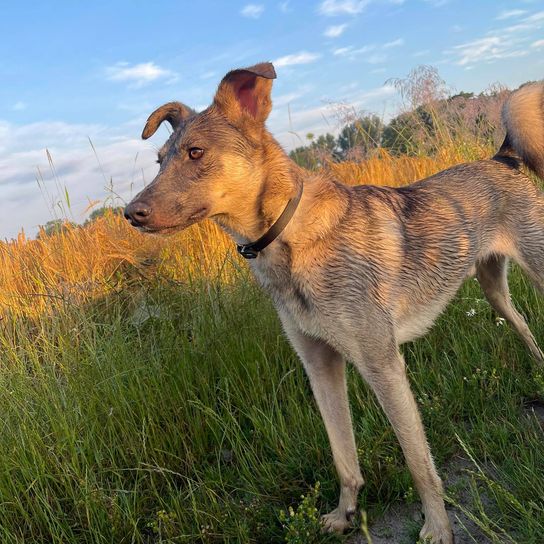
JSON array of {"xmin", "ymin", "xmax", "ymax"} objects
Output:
[{"xmin": 1, "ymin": 144, "xmax": 544, "ymax": 543}]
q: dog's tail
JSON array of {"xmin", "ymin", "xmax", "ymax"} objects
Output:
[{"xmin": 495, "ymin": 81, "xmax": 544, "ymax": 179}]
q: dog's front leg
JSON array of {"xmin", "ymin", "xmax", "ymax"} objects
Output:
[{"xmin": 280, "ymin": 315, "xmax": 364, "ymax": 532}]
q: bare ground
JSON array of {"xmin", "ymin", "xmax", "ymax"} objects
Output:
[{"xmin": 350, "ymin": 401, "xmax": 544, "ymax": 544}]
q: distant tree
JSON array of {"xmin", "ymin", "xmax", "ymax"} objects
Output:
[
  {"xmin": 84, "ymin": 206, "xmax": 124, "ymax": 225},
  {"xmin": 289, "ymin": 132, "xmax": 340, "ymax": 169},
  {"xmin": 38, "ymin": 219, "xmax": 77, "ymax": 239},
  {"xmin": 382, "ymin": 107, "xmax": 435, "ymax": 155},
  {"xmin": 337, "ymin": 115, "xmax": 384, "ymax": 159}
]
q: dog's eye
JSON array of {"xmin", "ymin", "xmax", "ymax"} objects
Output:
[{"xmin": 188, "ymin": 147, "xmax": 204, "ymax": 160}]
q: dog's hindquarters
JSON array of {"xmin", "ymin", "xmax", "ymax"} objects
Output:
[
  {"xmin": 494, "ymin": 81, "xmax": 544, "ymax": 293},
  {"xmin": 498, "ymin": 81, "xmax": 544, "ymax": 180}
]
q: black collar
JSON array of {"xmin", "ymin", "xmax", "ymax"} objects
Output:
[{"xmin": 236, "ymin": 183, "xmax": 303, "ymax": 259}]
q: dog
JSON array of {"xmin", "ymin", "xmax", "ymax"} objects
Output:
[{"xmin": 124, "ymin": 63, "xmax": 544, "ymax": 544}]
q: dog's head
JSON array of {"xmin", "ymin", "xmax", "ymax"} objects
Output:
[{"xmin": 124, "ymin": 62, "xmax": 277, "ymax": 235}]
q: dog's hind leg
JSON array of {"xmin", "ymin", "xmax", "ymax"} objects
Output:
[
  {"xmin": 353, "ymin": 344, "xmax": 453, "ymax": 544},
  {"xmin": 514, "ymin": 192, "xmax": 544, "ymax": 295},
  {"xmin": 477, "ymin": 254, "xmax": 544, "ymax": 363},
  {"xmin": 281, "ymin": 316, "xmax": 364, "ymax": 533}
]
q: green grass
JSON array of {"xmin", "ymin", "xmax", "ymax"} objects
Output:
[{"xmin": 0, "ymin": 266, "xmax": 543, "ymax": 543}]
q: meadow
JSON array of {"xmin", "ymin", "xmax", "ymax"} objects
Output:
[{"xmin": 1, "ymin": 99, "xmax": 544, "ymax": 542}]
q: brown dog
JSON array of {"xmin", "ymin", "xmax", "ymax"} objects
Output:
[{"xmin": 125, "ymin": 63, "xmax": 544, "ymax": 543}]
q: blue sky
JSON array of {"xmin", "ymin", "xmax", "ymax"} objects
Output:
[{"xmin": 1, "ymin": 0, "xmax": 543, "ymax": 239}]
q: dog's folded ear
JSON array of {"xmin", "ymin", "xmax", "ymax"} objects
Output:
[
  {"xmin": 141, "ymin": 102, "xmax": 195, "ymax": 140},
  {"xmin": 213, "ymin": 62, "xmax": 276, "ymax": 126}
]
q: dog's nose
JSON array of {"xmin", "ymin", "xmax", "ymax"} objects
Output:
[{"xmin": 124, "ymin": 201, "xmax": 152, "ymax": 226}]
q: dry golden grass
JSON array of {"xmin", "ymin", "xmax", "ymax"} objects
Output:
[
  {"xmin": 0, "ymin": 213, "xmax": 234, "ymax": 318},
  {"xmin": 328, "ymin": 144, "xmax": 493, "ymax": 187},
  {"xmin": 0, "ymin": 146, "xmax": 494, "ymax": 319}
]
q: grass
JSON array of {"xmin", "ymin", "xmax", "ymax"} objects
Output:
[{"xmin": 0, "ymin": 146, "xmax": 543, "ymax": 543}]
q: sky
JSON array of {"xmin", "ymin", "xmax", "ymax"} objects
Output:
[{"xmin": 1, "ymin": 0, "xmax": 543, "ymax": 239}]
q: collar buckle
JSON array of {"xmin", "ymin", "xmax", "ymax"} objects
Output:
[
  {"xmin": 234, "ymin": 182, "xmax": 303, "ymax": 260},
  {"xmin": 237, "ymin": 244, "xmax": 259, "ymax": 259}
]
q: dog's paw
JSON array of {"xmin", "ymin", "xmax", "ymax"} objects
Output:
[
  {"xmin": 321, "ymin": 507, "xmax": 354, "ymax": 533},
  {"xmin": 419, "ymin": 516, "xmax": 454, "ymax": 544}
]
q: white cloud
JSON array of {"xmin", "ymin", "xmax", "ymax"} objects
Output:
[
  {"xmin": 355, "ymin": 84, "xmax": 396, "ymax": 104},
  {"xmin": 273, "ymin": 91, "xmax": 307, "ymax": 107},
  {"xmin": 532, "ymin": 39, "xmax": 544, "ymax": 48},
  {"xmin": 333, "ymin": 46, "xmax": 354, "ymax": 56},
  {"xmin": 324, "ymin": 23, "xmax": 348, "ymax": 38},
  {"xmin": 496, "ymin": 9, "xmax": 527, "ymax": 20},
  {"xmin": 526, "ymin": 10, "xmax": 544, "ymax": 23},
  {"xmin": 271, "ymin": 83, "xmax": 396, "ymax": 149},
  {"xmin": 12, "ymin": 101, "xmax": 27, "ymax": 111},
  {"xmin": 449, "ymin": 9, "xmax": 544, "ymax": 68},
  {"xmin": 423, "ymin": 0, "xmax": 449, "ymax": 6},
  {"xmin": 495, "ymin": 10, "xmax": 544, "ymax": 35},
  {"xmin": 0, "ymin": 119, "xmax": 158, "ymax": 239},
  {"xmin": 383, "ymin": 38, "xmax": 404, "ymax": 48},
  {"xmin": 451, "ymin": 36, "xmax": 527, "ymax": 66},
  {"xmin": 333, "ymin": 44, "xmax": 375, "ymax": 57},
  {"xmin": 273, "ymin": 51, "xmax": 321, "ymax": 67},
  {"xmin": 318, "ymin": 0, "xmax": 367, "ymax": 16},
  {"xmin": 366, "ymin": 53, "xmax": 387, "ymax": 64},
  {"xmin": 240, "ymin": 4, "xmax": 264, "ymax": 18},
  {"xmin": 332, "ymin": 39, "xmax": 400, "ymax": 60},
  {"xmin": 413, "ymin": 49, "xmax": 430, "ymax": 57},
  {"xmin": 278, "ymin": 1, "xmax": 291, "ymax": 13},
  {"xmin": 106, "ymin": 62, "xmax": 174, "ymax": 88}
]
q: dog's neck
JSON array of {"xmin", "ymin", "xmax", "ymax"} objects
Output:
[{"xmin": 214, "ymin": 131, "xmax": 350, "ymax": 250}]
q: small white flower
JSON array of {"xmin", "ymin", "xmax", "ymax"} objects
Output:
[
  {"xmin": 495, "ymin": 317, "xmax": 506, "ymax": 326},
  {"xmin": 466, "ymin": 308, "xmax": 476, "ymax": 317}
]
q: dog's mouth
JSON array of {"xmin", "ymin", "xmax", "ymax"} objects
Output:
[{"xmin": 135, "ymin": 207, "xmax": 209, "ymax": 235}]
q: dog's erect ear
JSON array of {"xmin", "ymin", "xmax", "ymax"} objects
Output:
[
  {"xmin": 141, "ymin": 102, "xmax": 194, "ymax": 140},
  {"xmin": 213, "ymin": 62, "xmax": 276, "ymax": 125}
]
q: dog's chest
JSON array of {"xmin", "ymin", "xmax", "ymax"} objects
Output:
[{"xmin": 250, "ymin": 250, "xmax": 325, "ymax": 337}]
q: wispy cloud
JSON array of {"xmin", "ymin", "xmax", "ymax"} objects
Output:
[
  {"xmin": 423, "ymin": 0, "xmax": 449, "ymax": 6},
  {"xmin": 451, "ymin": 36, "xmax": 527, "ymax": 67},
  {"xmin": 273, "ymin": 51, "xmax": 321, "ymax": 67},
  {"xmin": 273, "ymin": 90, "xmax": 308, "ymax": 107},
  {"xmin": 496, "ymin": 9, "xmax": 527, "ymax": 20},
  {"xmin": 495, "ymin": 10, "xmax": 544, "ymax": 35},
  {"xmin": 332, "ymin": 44, "xmax": 376, "ymax": 59},
  {"xmin": 532, "ymin": 39, "xmax": 544, "ymax": 49},
  {"xmin": 413, "ymin": 49, "xmax": 430, "ymax": 57},
  {"xmin": 446, "ymin": 10, "xmax": 544, "ymax": 68},
  {"xmin": 318, "ymin": 0, "xmax": 367, "ymax": 16},
  {"xmin": 106, "ymin": 62, "xmax": 175, "ymax": 87},
  {"xmin": 240, "ymin": 4, "xmax": 264, "ymax": 18},
  {"xmin": 0, "ymin": 119, "xmax": 159, "ymax": 239},
  {"xmin": 278, "ymin": 1, "xmax": 291, "ymax": 13},
  {"xmin": 366, "ymin": 53, "xmax": 387, "ymax": 64},
  {"xmin": 12, "ymin": 101, "xmax": 27, "ymax": 111},
  {"xmin": 384, "ymin": 38, "xmax": 404, "ymax": 48},
  {"xmin": 332, "ymin": 38, "xmax": 401, "ymax": 60},
  {"xmin": 324, "ymin": 23, "xmax": 348, "ymax": 37}
]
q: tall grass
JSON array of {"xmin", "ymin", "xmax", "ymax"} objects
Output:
[{"xmin": 1, "ymin": 125, "xmax": 543, "ymax": 541}]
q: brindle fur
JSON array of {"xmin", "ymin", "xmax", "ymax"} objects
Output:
[{"xmin": 125, "ymin": 64, "xmax": 544, "ymax": 544}]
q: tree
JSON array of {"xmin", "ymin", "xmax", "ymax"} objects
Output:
[
  {"xmin": 381, "ymin": 107, "xmax": 435, "ymax": 155},
  {"xmin": 84, "ymin": 206, "xmax": 124, "ymax": 225},
  {"xmin": 38, "ymin": 219, "xmax": 77, "ymax": 239},
  {"xmin": 289, "ymin": 132, "xmax": 340, "ymax": 169},
  {"xmin": 337, "ymin": 115, "xmax": 384, "ymax": 159}
]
